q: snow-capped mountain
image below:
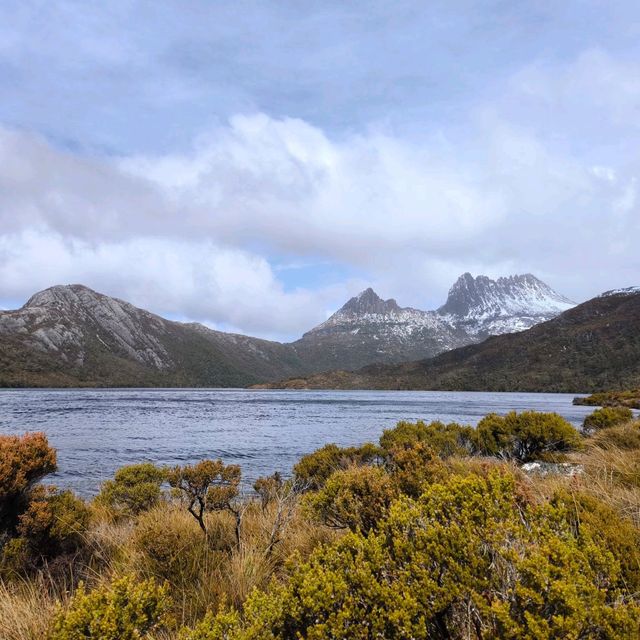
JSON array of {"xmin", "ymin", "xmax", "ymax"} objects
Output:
[
  {"xmin": 600, "ymin": 286, "xmax": 640, "ymax": 297},
  {"xmin": 438, "ymin": 273, "xmax": 575, "ymax": 337},
  {"xmin": 292, "ymin": 288, "xmax": 468, "ymax": 372},
  {"xmin": 292, "ymin": 274, "xmax": 575, "ymax": 372}
]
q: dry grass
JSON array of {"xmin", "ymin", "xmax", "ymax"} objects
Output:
[
  {"xmin": 65, "ymin": 495, "xmax": 334, "ymax": 628},
  {"xmin": 576, "ymin": 444, "xmax": 640, "ymax": 525},
  {"xmin": 0, "ymin": 577, "xmax": 62, "ymax": 640}
]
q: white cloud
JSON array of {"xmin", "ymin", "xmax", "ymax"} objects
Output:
[
  {"xmin": 0, "ymin": 230, "xmax": 354, "ymax": 340},
  {"xmin": 1, "ymin": 47, "xmax": 640, "ymax": 336}
]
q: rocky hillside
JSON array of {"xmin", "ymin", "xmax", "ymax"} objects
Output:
[
  {"xmin": 0, "ymin": 285, "xmax": 306, "ymax": 387},
  {"xmin": 259, "ymin": 287, "xmax": 640, "ymax": 393}
]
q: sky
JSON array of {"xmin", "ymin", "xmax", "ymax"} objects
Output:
[{"xmin": 1, "ymin": 0, "xmax": 639, "ymax": 341}]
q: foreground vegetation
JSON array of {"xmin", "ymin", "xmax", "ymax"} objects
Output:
[{"xmin": 2, "ymin": 408, "xmax": 640, "ymax": 639}]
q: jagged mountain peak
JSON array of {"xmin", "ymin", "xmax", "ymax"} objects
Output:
[
  {"xmin": 438, "ymin": 272, "xmax": 574, "ymax": 320},
  {"xmin": 339, "ymin": 288, "xmax": 401, "ymax": 315}
]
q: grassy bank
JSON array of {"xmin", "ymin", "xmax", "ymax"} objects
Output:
[{"xmin": 574, "ymin": 388, "xmax": 640, "ymax": 409}]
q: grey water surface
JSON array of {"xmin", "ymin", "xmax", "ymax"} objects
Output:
[{"xmin": 0, "ymin": 389, "xmax": 593, "ymax": 496}]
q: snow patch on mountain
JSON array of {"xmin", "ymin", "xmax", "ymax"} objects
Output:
[{"xmin": 600, "ymin": 286, "xmax": 640, "ymax": 297}]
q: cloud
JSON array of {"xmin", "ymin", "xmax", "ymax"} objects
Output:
[
  {"xmin": 1, "ymin": 37, "xmax": 640, "ymax": 337},
  {"xmin": 0, "ymin": 230, "xmax": 355, "ymax": 340}
]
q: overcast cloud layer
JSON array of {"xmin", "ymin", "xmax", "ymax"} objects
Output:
[{"xmin": 1, "ymin": 1, "xmax": 639, "ymax": 340}]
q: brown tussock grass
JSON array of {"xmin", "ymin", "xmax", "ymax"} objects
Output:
[{"xmin": 0, "ymin": 576, "xmax": 63, "ymax": 640}]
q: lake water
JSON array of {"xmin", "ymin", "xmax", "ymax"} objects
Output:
[{"xmin": 0, "ymin": 389, "xmax": 595, "ymax": 496}]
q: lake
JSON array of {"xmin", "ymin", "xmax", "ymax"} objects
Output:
[{"xmin": 0, "ymin": 388, "xmax": 595, "ymax": 496}]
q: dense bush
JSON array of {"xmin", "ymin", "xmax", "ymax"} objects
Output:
[
  {"xmin": 0, "ymin": 432, "xmax": 57, "ymax": 537},
  {"xmin": 132, "ymin": 506, "xmax": 220, "ymax": 584},
  {"xmin": 379, "ymin": 420, "xmax": 475, "ymax": 459},
  {"xmin": 184, "ymin": 471, "xmax": 640, "ymax": 639},
  {"xmin": 475, "ymin": 411, "xmax": 581, "ymax": 462},
  {"xmin": 293, "ymin": 443, "xmax": 382, "ymax": 489},
  {"xmin": 96, "ymin": 462, "xmax": 166, "ymax": 516},
  {"xmin": 553, "ymin": 489, "xmax": 640, "ymax": 593},
  {"xmin": 305, "ymin": 465, "xmax": 397, "ymax": 532},
  {"xmin": 50, "ymin": 575, "xmax": 171, "ymax": 640},
  {"xmin": 13, "ymin": 487, "xmax": 89, "ymax": 567},
  {"xmin": 384, "ymin": 441, "xmax": 447, "ymax": 498},
  {"xmin": 583, "ymin": 406, "xmax": 634, "ymax": 434}
]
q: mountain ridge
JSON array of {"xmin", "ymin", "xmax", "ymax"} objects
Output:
[
  {"xmin": 257, "ymin": 288, "xmax": 640, "ymax": 393},
  {"xmin": 0, "ymin": 273, "xmax": 577, "ymax": 387}
]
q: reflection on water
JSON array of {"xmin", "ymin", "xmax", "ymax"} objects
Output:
[{"xmin": 0, "ymin": 388, "xmax": 593, "ymax": 495}]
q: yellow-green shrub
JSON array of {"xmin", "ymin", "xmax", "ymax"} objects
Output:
[
  {"xmin": 293, "ymin": 443, "xmax": 382, "ymax": 490},
  {"xmin": 553, "ymin": 489, "xmax": 640, "ymax": 592},
  {"xmin": 384, "ymin": 441, "xmax": 447, "ymax": 498},
  {"xmin": 475, "ymin": 411, "xmax": 582, "ymax": 462},
  {"xmin": 379, "ymin": 420, "xmax": 475, "ymax": 459},
  {"xmin": 583, "ymin": 407, "xmax": 634, "ymax": 434},
  {"xmin": 96, "ymin": 462, "xmax": 166, "ymax": 517},
  {"xmin": 50, "ymin": 575, "xmax": 171, "ymax": 640},
  {"xmin": 305, "ymin": 465, "xmax": 397, "ymax": 532}
]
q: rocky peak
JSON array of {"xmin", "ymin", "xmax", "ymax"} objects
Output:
[
  {"xmin": 438, "ymin": 273, "xmax": 574, "ymax": 320},
  {"xmin": 339, "ymin": 288, "xmax": 401, "ymax": 316},
  {"xmin": 25, "ymin": 284, "xmax": 102, "ymax": 309}
]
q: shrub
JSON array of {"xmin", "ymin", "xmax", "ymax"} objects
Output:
[
  {"xmin": 253, "ymin": 472, "xmax": 283, "ymax": 510},
  {"xmin": 384, "ymin": 441, "xmax": 447, "ymax": 498},
  {"xmin": 292, "ymin": 443, "xmax": 382, "ymax": 490},
  {"xmin": 50, "ymin": 575, "xmax": 171, "ymax": 640},
  {"xmin": 190, "ymin": 470, "xmax": 640, "ymax": 639},
  {"xmin": 475, "ymin": 411, "xmax": 582, "ymax": 462},
  {"xmin": 2, "ymin": 487, "xmax": 89, "ymax": 576},
  {"xmin": 0, "ymin": 432, "xmax": 57, "ymax": 536},
  {"xmin": 132, "ymin": 506, "xmax": 220, "ymax": 585},
  {"xmin": 379, "ymin": 420, "xmax": 475, "ymax": 459},
  {"xmin": 96, "ymin": 462, "xmax": 166, "ymax": 517},
  {"xmin": 18, "ymin": 487, "xmax": 89, "ymax": 561},
  {"xmin": 305, "ymin": 465, "xmax": 397, "ymax": 532},
  {"xmin": 553, "ymin": 489, "xmax": 640, "ymax": 593},
  {"xmin": 583, "ymin": 407, "xmax": 634, "ymax": 434},
  {"xmin": 168, "ymin": 460, "xmax": 241, "ymax": 541}
]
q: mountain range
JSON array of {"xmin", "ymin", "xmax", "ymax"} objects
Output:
[
  {"xmin": 260, "ymin": 287, "xmax": 640, "ymax": 393},
  {"xmin": 0, "ymin": 273, "xmax": 576, "ymax": 387}
]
